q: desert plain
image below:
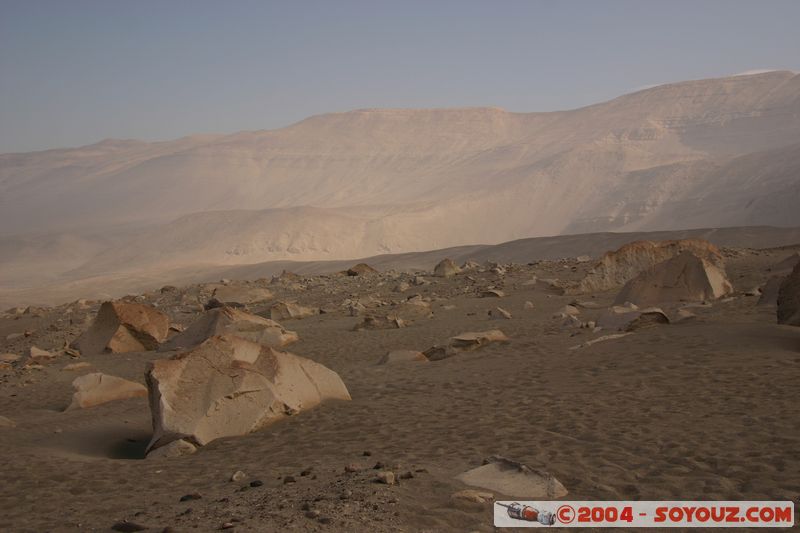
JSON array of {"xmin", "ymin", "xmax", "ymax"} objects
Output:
[{"xmin": 1, "ymin": 228, "xmax": 799, "ymax": 532}]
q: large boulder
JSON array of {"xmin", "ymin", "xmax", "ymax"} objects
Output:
[
  {"xmin": 71, "ymin": 301, "xmax": 169, "ymax": 354},
  {"xmin": 777, "ymin": 262, "xmax": 800, "ymax": 326},
  {"xmin": 269, "ymin": 301, "xmax": 319, "ymax": 321},
  {"xmin": 66, "ymin": 373, "xmax": 147, "ymax": 410},
  {"xmin": 145, "ymin": 335, "xmax": 351, "ymax": 454},
  {"xmin": 161, "ymin": 307, "xmax": 298, "ymax": 351},
  {"xmin": 211, "ymin": 285, "xmax": 273, "ymax": 306},
  {"xmin": 433, "ymin": 258, "xmax": 461, "ymax": 278},
  {"xmin": 346, "ymin": 263, "xmax": 378, "ymax": 276},
  {"xmin": 613, "ymin": 252, "xmax": 733, "ymax": 307},
  {"xmin": 580, "ymin": 239, "xmax": 725, "ymax": 293}
]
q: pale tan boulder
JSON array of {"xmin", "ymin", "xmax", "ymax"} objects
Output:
[
  {"xmin": 162, "ymin": 307, "xmax": 298, "ymax": 351},
  {"xmin": 456, "ymin": 456, "xmax": 567, "ymax": 499},
  {"xmin": 269, "ymin": 301, "xmax": 319, "ymax": 321},
  {"xmin": 145, "ymin": 335, "xmax": 351, "ymax": 455},
  {"xmin": 66, "ymin": 372, "xmax": 147, "ymax": 410},
  {"xmin": 613, "ymin": 252, "xmax": 733, "ymax": 307},
  {"xmin": 580, "ymin": 239, "xmax": 725, "ymax": 293},
  {"xmin": 70, "ymin": 301, "xmax": 169, "ymax": 354},
  {"xmin": 434, "ymin": 258, "xmax": 461, "ymax": 278}
]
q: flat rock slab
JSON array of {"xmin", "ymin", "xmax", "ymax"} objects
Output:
[
  {"xmin": 377, "ymin": 350, "xmax": 428, "ymax": 365},
  {"xmin": 211, "ymin": 285, "xmax": 273, "ymax": 305},
  {"xmin": 456, "ymin": 456, "xmax": 567, "ymax": 499},
  {"xmin": 66, "ymin": 372, "xmax": 147, "ymax": 410}
]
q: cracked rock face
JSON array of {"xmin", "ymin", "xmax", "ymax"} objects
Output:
[
  {"xmin": 160, "ymin": 306, "xmax": 298, "ymax": 351},
  {"xmin": 70, "ymin": 301, "xmax": 170, "ymax": 354},
  {"xmin": 580, "ymin": 239, "xmax": 725, "ymax": 293},
  {"xmin": 145, "ymin": 335, "xmax": 351, "ymax": 456},
  {"xmin": 613, "ymin": 251, "xmax": 733, "ymax": 307}
]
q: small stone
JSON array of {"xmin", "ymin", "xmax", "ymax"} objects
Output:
[
  {"xmin": 318, "ymin": 516, "xmax": 333, "ymax": 525},
  {"xmin": 478, "ymin": 289, "xmax": 505, "ymax": 298},
  {"xmin": 300, "ymin": 468, "xmax": 313, "ymax": 476},
  {"xmin": 399, "ymin": 471, "xmax": 414, "ymax": 480},
  {"xmin": 230, "ymin": 470, "xmax": 247, "ymax": 482},
  {"xmin": 180, "ymin": 493, "xmax": 202, "ymax": 502},
  {"xmin": 344, "ymin": 463, "xmax": 361, "ymax": 473},
  {"xmin": 29, "ymin": 346, "xmax": 57, "ymax": 363},
  {"xmin": 249, "ymin": 480, "xmax": 263, "ymax": 488},
  {"xmin": 283, "ymin": 475, "xmax": 296, "ymax": 484},
  {"xmin": 305, "ymin": 510, "xmax": 320, "ymax": 519},
  {"xmin": 376, "ymin": 471, "xmax": 396, "ymax": 485},
  {"xmin": 362, "ymin": 450, "xmax": 372, "ymax": 456},
  {"xmin": 489, "ymin": 307, "xmax": 512, "ymax": 320},
  {"xmin": 523, "ymin": 301, "xmax": 534, "ymax": 310},
  {"xmin": 450, "ymin": 489, "xmax": 495, "ymax": 505},
  {"xmin": 111, "ymin": 521, "xmax": 147, "ymax": 532},
  {"xmin": 340, "ymin": 489, "xmax": 353, "ymax": 499},
  {"xmin": 62, "ymin": 362, "xmax": 92, "ymax": 372},
  {"xmin": 220, "ymin": 523, "xmax": 235, "ymax": 530},
  {"xmin": 373, "ymin": 461, "xmax": 385, "ymax": 469}
]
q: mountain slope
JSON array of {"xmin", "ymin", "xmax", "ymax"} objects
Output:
[{"xmin": 1, "ymin": 71, "xmax": 799, "ymax": 294}]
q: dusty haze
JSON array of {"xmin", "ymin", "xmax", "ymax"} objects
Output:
[{"xmin": 1, "ymin": 70, "xmax": 800, "ymax": 306}]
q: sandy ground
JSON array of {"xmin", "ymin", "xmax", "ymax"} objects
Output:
[{"xmin": 0, "ymin": 244, "xmax": 799, "ymax": 531}]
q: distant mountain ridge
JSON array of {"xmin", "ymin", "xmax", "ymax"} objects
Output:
[{"xmin": 1, "ymin": 70, "xmax": 799, "ymax": 295}]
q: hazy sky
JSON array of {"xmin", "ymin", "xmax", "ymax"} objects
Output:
[{"xmin": 1, "ymin": 0, "xmax": 798, "ymax": 153}]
